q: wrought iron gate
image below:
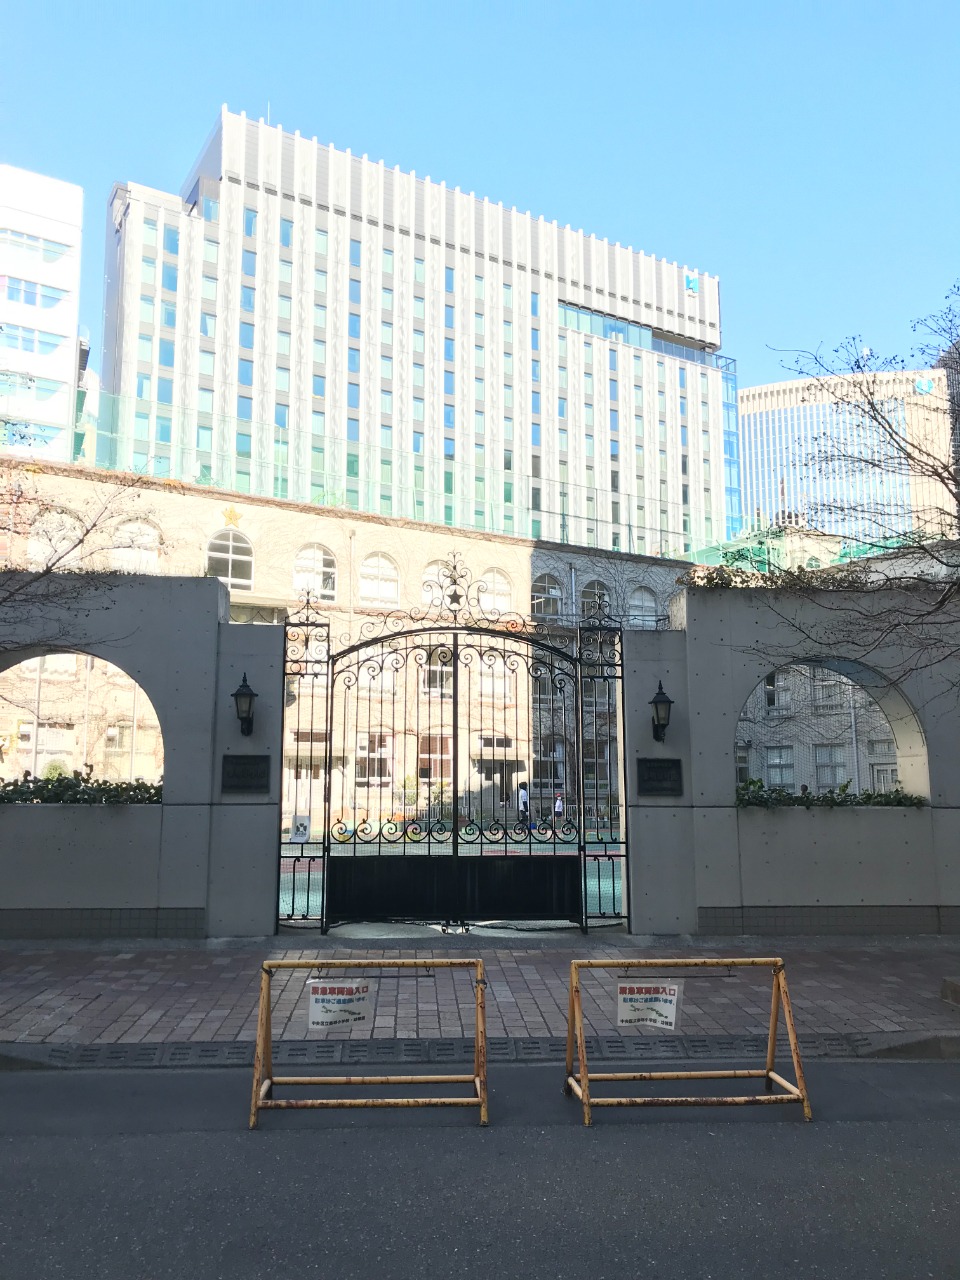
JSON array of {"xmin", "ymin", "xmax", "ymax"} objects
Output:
[{"xmin": 278, "ymin": 555, "xmax": 625, "ymax": 932}]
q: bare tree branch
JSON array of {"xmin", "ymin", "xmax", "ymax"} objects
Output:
[
  {"xmin": 686, "ymin": 284, "xmax": 960, "ymax": 690},
  {"xmin": 0, "ymin": 462, "xmax": 157, "ymax": 656}
]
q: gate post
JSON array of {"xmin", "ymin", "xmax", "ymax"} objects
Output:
[
  {"xmin": 451, "ymin": 631, "xmax": 460, "ymax": 928},
  {"xmin": 320, "ymin": 628, "xmax": 334, "ymax": 934},
  {"xmin": 573, "ymin": 638, "xmax": 589, "ymax": 935}
]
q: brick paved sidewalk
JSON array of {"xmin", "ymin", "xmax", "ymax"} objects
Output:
[{"xmin": 2, "ymin": 933, "xmax": 959, "ymax": 1047}]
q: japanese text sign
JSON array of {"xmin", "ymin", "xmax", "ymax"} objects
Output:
[
  {"xmin": 307, "ymin": 979, "xmax": 372, "ymax": 1029},
  {"xmin": 616, "ymin": 978, "xmax": 683, "ymax": 1030}
]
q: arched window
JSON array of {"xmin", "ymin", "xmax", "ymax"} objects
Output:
[
  {"xmin": 27, "ymin": 509, "xmax": 83, "ymax": 570},
  {"xmin": 806, "ymin": 557, "xmax": 821, "ymax": 570},
  {"xmin": 531, "ymin": 573, "xmax": 562, "ymax": 617},
  {"xmin": 359, "ymin": 553, "xmax": 399, "ymax": 605},
  {"xmin": 206, "ymin": 529, "xmax": 253, "ymax": 592},
  {"xmin": 293, "ymin": 543, "xmax": 336, "ymax": 601},
  {"xmin": 627, "ymin": 586, "xmax": 658, "ymax": 629},
  {"xmin": 481, "ymin": 568, "xmax": 512, "ymax": 613},
  {"xmin": 111, "ymin": 521, "xmax": 161, "ymax": 574},
  {"xmin": 421, "ymin": 560, "xmax": 445, "ymax": 604},
  {"xmin": 580, "ymin": 579, "xmax": 610, "ymax": 617}
]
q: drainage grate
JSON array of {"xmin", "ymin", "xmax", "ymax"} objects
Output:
[
  {"xmin": 516, "ymin": 1038, "xmax": 568, "ymax": 1062},
  {"xmin": 0, "ymin": 1031, "xmax": 916, "ymax": 1071},
  {"xmin": 73, "ymin": 1044, "xmax": 165, "ymax": 1068},
  {"xmin": 273, "ymin": 1042, "xmax": 339, "ymax": 1067},
  {"xmin": 427, "ymin": 1040, "xmax": 475, "ymax": 1064},
  {"xmin": 161, "ymin": 1043, "xmax": 254, "ymax": 1068}
]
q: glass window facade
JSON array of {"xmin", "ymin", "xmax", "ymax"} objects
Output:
[
  {"xmin": 98, "ymin": 132, "xmax": 743, "ymax": 553},
  {"xmin": 558, "ymin": 301, "xmax": 722, "ymax": 367}
]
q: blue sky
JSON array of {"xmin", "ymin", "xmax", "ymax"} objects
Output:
[{"xmin": 2, "ymin": 0, "xmax": 958, "ymax": 386}]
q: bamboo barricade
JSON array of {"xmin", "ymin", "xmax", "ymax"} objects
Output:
[
  {"xmin": 564, "ymin": 957, "xmax": 812, "ymax": 1126},
  {"xmin": 249, "ymin": 958, "xmax": 488, "ymax": 1129}
]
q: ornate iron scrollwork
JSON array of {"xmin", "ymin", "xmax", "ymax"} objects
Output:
[{"xmin": 354, "ymin": 552, "xmax": 547, "ymax": 643}]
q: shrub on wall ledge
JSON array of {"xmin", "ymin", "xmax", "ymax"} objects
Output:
[
  {"xmin": 0, "ymin": 769, "xmax": 162, "ymax": 805},
  {"xmin": 679, "ymin": 563, "xmax": 867, "ymax": 590},
  {"xmin": 735, "ymin": 779, "xmax": 925, "ymax": 809}
]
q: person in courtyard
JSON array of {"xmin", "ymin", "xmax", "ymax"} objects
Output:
[{"xmin": 518, "ymin": 782, "xmax": 529, "ymax": 828}]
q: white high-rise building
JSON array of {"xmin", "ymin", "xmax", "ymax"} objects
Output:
[
  {"xmin": 101, "ymin": 107, "xmax": 741, "ymax": 554},
  {"xmin": 738, "ymin": 373, "xmax": 953, "ymax": 545},
  {"xmin": 0, "ymin": 165, "xmax": 84, "ymax": 462}
]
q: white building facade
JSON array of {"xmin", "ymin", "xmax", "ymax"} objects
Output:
[
  {"xmin": 101, "ymin": 107, "xmax": 741, "ymax": 556},
  {"xmin": 0, "ymin": 165, "xmax": 84, "ymax": 462}
]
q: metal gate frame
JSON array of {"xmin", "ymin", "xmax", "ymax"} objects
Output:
[{"xmin": 279, "ymin": 553, "xmax": 628, "ymax": 933}]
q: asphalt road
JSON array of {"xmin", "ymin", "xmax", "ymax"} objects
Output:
[{"xmin": 2, "ymin": 1061, "xmax": 959, "ymax": 1279}]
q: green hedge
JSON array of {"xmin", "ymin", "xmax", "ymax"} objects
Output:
[
  {"xmin": 736, "ymin": 779, "xmax": 925, "ymax": 809},
  {"xmin": 0, "ymin": 769, "xmax": 162, "ymax": 805}
]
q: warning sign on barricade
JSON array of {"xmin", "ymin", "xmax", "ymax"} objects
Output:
[
  {"xmin": 564, "ymin": 957, "xmax": 812, "ymax": 1126},
  {"xmin": 249, "ymin": 958, "xmax": 488, "ymax": 1129},
  {"xmin": 616, "ymin": 979, "xmax": 683, "ymax": 1030},
  {"xmin": 307, "ymin": 979, "xmax": 370, "ymax": 1029}
]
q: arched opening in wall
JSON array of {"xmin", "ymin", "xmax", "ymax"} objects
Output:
[
  {"xmin": 0, "ymin": 653, "xmax": 164, "ymax": 784},
  {"xmin": 734, "ymin": 660, "xmax": 928, "ymax": 798}
]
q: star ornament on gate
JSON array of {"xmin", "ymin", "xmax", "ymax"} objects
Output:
[{"xmin": 445, "ymin": 586, "xmax": 464, "ymax": 613}]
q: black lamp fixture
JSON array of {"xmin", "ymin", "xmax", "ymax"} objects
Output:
[
  {"xmin": 649, "ymin": 681, "xmax": 674, "ymax": 743},
  {"xmin": 232, "ymin": 673, "xmax": 258, "ymax": 736}
]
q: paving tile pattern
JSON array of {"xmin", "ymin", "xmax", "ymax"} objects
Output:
[{"xmin": 2, "ymin": 937, "xmax": 959, "ymax": 1046}]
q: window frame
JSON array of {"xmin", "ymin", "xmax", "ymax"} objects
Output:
[
  {"xmin": 206, "ymin": 528, "xmax": 254, "ymax": 593},
  {"xmin": 358, "ymin": 552, "xmax": 399, "ymax": 605}
]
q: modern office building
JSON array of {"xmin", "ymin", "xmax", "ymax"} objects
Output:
[
  {"xmin": 100, "ymin": 107, "xmax": 741, "ymax": 556},
  {"xmin": 738, "ymin": 372, "xmax": 953, "ymax": 545},
  {"xmin": 938, "ymin": 341, "xmax": 960, "ymax": 460},
  {"xmin": 0, "ymin": 165, "xmax": 85, "ymax": 462}
]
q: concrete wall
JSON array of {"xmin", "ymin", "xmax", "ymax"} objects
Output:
[
  {"xmin": 0, "ymin": 575, "xmax": 283, "ymax": 939},
  {"xmin": 6, "ymin": 573, "xmax": 960, "ymax": 939},
  {"xmin": 623, "ymin": 588, "xmax": 960, "ymax": 935}
]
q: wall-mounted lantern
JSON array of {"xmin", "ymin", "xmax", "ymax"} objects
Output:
[
  {"xmin": 232, "ymin": 673, "xmax": 258, "ymax": 737},
  {"xmin": 649, "ymin": 681, "xmax": 674, "ymax": 743}
]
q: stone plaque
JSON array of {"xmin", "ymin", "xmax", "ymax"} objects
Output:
[
  {"xmin": 221, "ymin": 754, "xmax": 271, "ymax": 793},
  {"xmin": 637, "ymin": 758, "xmax": 683, "ymax": 796}
]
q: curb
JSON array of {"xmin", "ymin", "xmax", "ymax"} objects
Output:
[{"xmin": 4, "ymin": 1030, "xmax": 957, "ymax": 1071}]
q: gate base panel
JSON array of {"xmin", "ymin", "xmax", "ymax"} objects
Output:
[{"xmin": 325, "ymin": 854, "xmax": 583, "ymax": 926}]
